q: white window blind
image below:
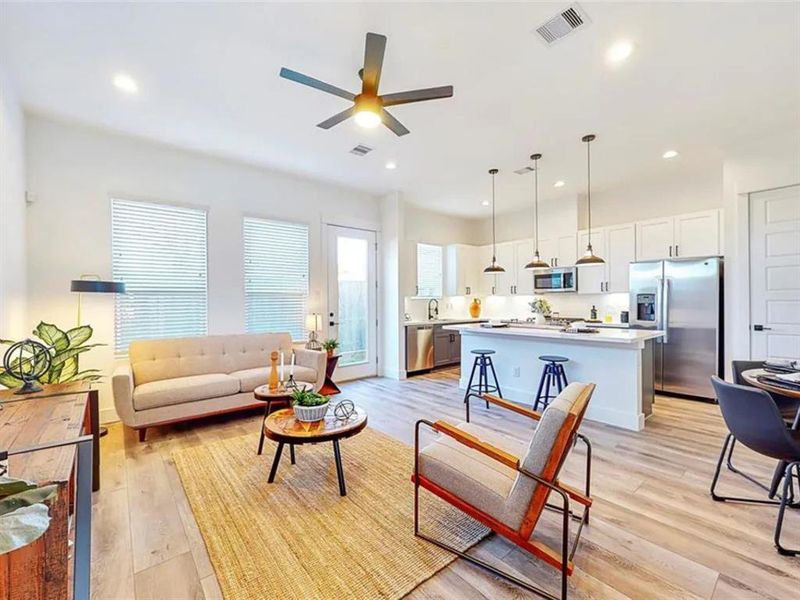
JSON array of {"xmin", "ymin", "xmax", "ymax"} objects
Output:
[
  {"xmin": 244, "ymin": 217, "xmax": 309, "ymax": 339},
  {"xmin": 111, "ymin": 199, "xmax": 208, "ymax": 354},
  {"xmin": 416, "ymin": 243, "xmax": 443, "ymax": 297}
]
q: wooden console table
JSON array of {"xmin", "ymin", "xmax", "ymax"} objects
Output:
[{"xmin": 0, "ymin": 392, "xmax": 94, "ymax": 599}]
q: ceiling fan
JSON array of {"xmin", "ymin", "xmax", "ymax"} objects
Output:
[{"xmin": 279, "ymin": 32, "xmax": 453, "ymax": 137}]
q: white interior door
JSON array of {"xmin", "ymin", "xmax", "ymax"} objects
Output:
[
  {"xmin": 326, "ymin": 225, "xmax": 377, "ymax": 380},
  {"xmin": 749, "ymin": 185, "xmax": 800, "ymax": 360}
]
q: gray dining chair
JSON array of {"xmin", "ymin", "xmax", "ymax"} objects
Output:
[{"xmin": 710, "ymin": 376, "xmax": 799, "ymax": 556}]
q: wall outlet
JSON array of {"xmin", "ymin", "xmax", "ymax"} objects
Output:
[{"xmin": 513, "ymin": 366, "xmax": 520, "ymax": 377}]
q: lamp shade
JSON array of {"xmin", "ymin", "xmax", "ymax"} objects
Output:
[
  {"xmin": 305, "ymin": 313, "xmax": 321, "ymax": 331},
  {"xmin": 70, "ymin": 280, "xmax": 126, "ymax": 294}
]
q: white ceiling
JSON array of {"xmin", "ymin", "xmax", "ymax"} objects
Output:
[{"xmin": 1, "ymin": 2, "xmax": 798, "ymax": 217}]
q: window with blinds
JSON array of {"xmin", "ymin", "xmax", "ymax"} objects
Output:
[
  {"xmin": 111, "ymin": 199, "xmax": 208, "ymax": 354},
  {"xmin": 243, "ymin": 217, "xmax": 309, "ymax": 340},
  {"xmin": 416, "ymin": 243, "xmax": 443, "ymax": 298}
]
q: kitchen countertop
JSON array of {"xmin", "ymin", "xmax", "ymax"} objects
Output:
[
  {"xmin": 404, "ymin": 318, "xmax": 487, "ymax": 327},
  {"xmin": 443, "ymin": 323, "xmax": 663, "ymax": 345}
]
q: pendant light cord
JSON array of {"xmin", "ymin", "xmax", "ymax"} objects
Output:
[
  {"xmin": 492, "ymin": 170, "xmax": 497, "ymax": 262},
  {"xmin": 587, "ymin": 138, "xmax": 592, "ymax": 247}
]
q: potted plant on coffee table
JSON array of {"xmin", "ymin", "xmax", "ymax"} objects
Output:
[
  {"xmin": 321, "ymin": 338, "xmax": 339, "ymax": 358},
  {"xmin": 291, "ymin": 388, "xmax": 330, "ymax": 423}
]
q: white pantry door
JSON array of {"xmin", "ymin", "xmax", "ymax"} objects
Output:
[
  {"xmin": 326, "ymin": 225, "xmax": 378, "ymax": 380},
  {"xmin": 749, "ymin": 185, "xmax": 800, "ymax": 360}
]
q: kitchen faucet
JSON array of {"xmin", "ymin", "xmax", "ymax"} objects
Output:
[{"xmin": 427, "ymin": 298, "xmax": 439, "ymax": 321}]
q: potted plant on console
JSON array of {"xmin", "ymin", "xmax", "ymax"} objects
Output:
[
  {"xmin": 291, "ymin": 388, "xmax": 330, "ymax": 423},
  {"xmin": 321, "ymin": 338, "xmax": 339, "ymax": 358}
]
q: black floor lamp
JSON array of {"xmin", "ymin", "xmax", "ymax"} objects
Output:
[{"xmin": 70, "ymin": 276, "xmax": 126, "ymax": 438}]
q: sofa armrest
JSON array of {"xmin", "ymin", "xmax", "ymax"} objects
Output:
[
  {"xmin": 112, "ymin": 364, "xmax": 137, "ymax": 427},
  {"xmin": 295, "ymin": 348, "xmax": 327, "ymax": 392}
]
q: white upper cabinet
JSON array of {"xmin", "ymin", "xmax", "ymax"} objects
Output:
[
  {"xmin": 536, "ymin": 237, "xmax": 559, "ymax": 268},
  {"xmin": 445, "ymin": 244, "xmax": 478, "ymax": 296},
  {"xmin": 514, "ymin": 239, "xmax": 535, "ymax": 295},
  {"xmin": 636, "ymin": 210, "xmax": 721, "ymax": 260},
  {"xmin": 557, "ymin": 233, "xmax": 578, "ymax": 267},
  {"xmin": 636, "ymin": 217, "xmax": 675, "ymax": 260},
  {"xmin": 475, "ymin": 244, "xmax": 496, "ymax": 295},
  {"xmin": 494, "ymin": 242, "xmax": 516, "ymax": 295},
  {"xmin": 402, "ymin": 240, "xmax": 418, "ymax": 297},
  {"xmin": 674, "ymin": 209, "xmax": 720, "ymax": 258},
  {"xmin": 605, "ymin": 223, "xmax": 637, "ymax": 292}
]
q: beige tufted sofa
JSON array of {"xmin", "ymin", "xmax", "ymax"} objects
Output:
[{"xmin": 112, "ymin": 333, "xmax": 326, "ymax": 441}]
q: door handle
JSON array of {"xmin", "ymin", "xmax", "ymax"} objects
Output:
[
  {"xmin": 662, "ymin": 278, "xmax": 670, "ymax": 344},
  {"xmin": 753, "ymin": 324, "xmax": 772, "ymax": 331}
]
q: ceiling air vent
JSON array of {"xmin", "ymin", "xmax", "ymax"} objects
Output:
[
  {"xmin": 514, "ymin": 166, "xmax": 536, "ymax": 175},
  {"xmin": 534, "ymin": 3, "xmax": 590, "ymax": 46},
  {"xmin": 349, "ymin": 144, "xmax": 373, "ymax": 156}
]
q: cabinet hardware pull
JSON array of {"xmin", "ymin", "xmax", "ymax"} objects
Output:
[
  {"xmin": 675, "ymin": 245, "xmax": 679, "ymax": 256},
  {"xmin": 466, "ymin": 286, "xmax": 471, "ymax": 295},
  {"xmin": 668, "ymin": 246, "xmax": 672, "ymax": 257}
]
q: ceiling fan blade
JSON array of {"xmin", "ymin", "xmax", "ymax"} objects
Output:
[
  {"xmin": 279, "ymin": 68, "xmax": 355, "ymax": 101},
  {"xmin": 361, "ymin": 33, "xmax": 387, "ymax": 96},
  {"xmin": 317, "ymin": 107, "xmax": 355, "ymax": 129},
  {"xmin": 381, "ymin": 109, "xmax": 410, "ymax": 137},
  {"xmin": 381, "ymin": 85, "xmax": 454, "ymax": 107}
]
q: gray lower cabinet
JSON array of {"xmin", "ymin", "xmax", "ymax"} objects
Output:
[{"xmin": 434, "ymin": 327, "xmax": 461, "ymax": 367}]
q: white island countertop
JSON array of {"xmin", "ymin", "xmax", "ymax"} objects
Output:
[{"xmin": 444, "ymin": 323, "xmax": 663, "ymax": 346}]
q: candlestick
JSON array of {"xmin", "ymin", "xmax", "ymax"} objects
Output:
[
  {"xmin": 290, "ymin": 352, "xmax": 295, "ymax": 376},
  {"xmin": 280, "ymin": 351, "xmax": 285, "ymax": 382}
]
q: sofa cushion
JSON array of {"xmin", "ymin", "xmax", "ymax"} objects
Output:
[
  {"xmin": 133, "ymin": 373, "xmax": 240, "ymax": 411},
  {"xmin": 232, "ymin": 366, "xmax": 318, "ymax": 393},
  {"xmin": 130, "ymin": 333, "xmax": 293, "ymax": 386}
]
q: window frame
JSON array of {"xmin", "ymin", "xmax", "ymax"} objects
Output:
[{"xmin": 415, "ymin": 242, "xmax": 444, "ymax": 298}]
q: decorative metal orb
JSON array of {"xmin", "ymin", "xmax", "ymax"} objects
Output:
[
  {"xmin": 332, "ymin": 399, "xmax": 355, "ymax": 421},
  {"xmin": 3, "ymin": 339, "xmax": 51, "ymax": 394}
]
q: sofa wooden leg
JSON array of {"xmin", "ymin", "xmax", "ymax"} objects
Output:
[{"xmin": 138, "ymin": 428, "xmax": 147, "ymax": 442}]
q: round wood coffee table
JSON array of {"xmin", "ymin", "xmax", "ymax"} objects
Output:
[
  {"xmin": 263, "ymin": 405, "xmax": 367, "ymax": 496},
  {"xmin": 253, "ymin": 382, "xmax": 312, "ymax": 457}
]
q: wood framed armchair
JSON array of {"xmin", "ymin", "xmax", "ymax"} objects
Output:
[{"xmin": 412, "ymin": 382, "xmax": 595, "ymax": 600}]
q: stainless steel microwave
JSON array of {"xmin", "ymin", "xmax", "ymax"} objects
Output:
[{"xmin": 533, "ymin": 267, "xmax": 577, "ymax": 293}]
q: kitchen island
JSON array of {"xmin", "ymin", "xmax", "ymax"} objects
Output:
[{"xmin": 443, "ymin": 323, "xmax": 664, "ymax": 431}]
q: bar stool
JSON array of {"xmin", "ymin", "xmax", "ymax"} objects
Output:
[
  {"xmin": 534, "ymin": 355, "xmax": 569, "ymax": 411},
  {"xmin": 463, "ymin": 349, "xmax": 502, "ymax": 422}
]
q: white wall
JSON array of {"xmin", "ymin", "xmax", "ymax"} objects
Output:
[
  {"xmin": 476, "ymin": 194, "xmax": 579, "ymax": 244},
  {"xmin": 722, "ymin": 131, "xmax": 800, "ymax": 375},
  {"xmin": 0, "ymin": 67, "xmax": 27, "ymax": 339},
  {"xmin": 378, "ymin": 192, "xmax": 404, "ymax": 379},
  {"xmin": 25, "ymin": 116, "xmax": 379, "ymax": 420}
]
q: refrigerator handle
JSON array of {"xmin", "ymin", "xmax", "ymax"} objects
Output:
[{"xmin": 662, "ymin": 278, "xmax": 670, "ymax": 344}]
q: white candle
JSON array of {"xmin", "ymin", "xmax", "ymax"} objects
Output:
[
  {"xmin": 290, "ymin": 352, "xmax": 295, "ymax": 376},
  {"xmin": 280, "ymin": 352, "xmax": 285, "ymax": 381}
]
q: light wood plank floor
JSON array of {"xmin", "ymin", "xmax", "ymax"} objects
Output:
[{"xmin": 92, "ymin": 370, "xmax": 799, "ymax": 599}]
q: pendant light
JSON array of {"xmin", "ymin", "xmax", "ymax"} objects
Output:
[
  {"xmin": 484, "ymin": 168, "xmax": 505, "ymax": 273},
  {"xmin": 524, "ymin": 153, "xmax": 550, "ymax": 270},
  {"xmin": 576, "ymin": 134, "xmax": 605, "ymax": 265}
]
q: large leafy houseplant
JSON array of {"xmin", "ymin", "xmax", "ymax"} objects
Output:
[
  {"xmin": 0, "ymin": 476, "xmax": 58, "ymax": 554},
  {"xmin": 0, "ymin": 322, "xmax": 104, "ymax": 389}
]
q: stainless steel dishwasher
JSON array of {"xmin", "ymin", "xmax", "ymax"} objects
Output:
[{"xmin": 406, "ymin": 324, "xmax": 434, "ymax": 374}]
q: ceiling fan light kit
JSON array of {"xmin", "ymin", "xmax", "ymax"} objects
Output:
[
  {"xmin": 484, "ymin": 168, "xmax": 505, "ymax": 274},
  {"xmin": 576, "ymin": 133, "xmax": 605, "ymax": 265},
  {"xmin": 524, "ymin": 153, "xmax": 550, "ymax": 270},
  {"xmin": 279, "ymin": 32, "xmax": 453, "ymax": 137}
]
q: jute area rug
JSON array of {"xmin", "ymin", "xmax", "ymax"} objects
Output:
[{"xmin": 172, "ymin": 427, "xmax": 489, "ymax": 599}]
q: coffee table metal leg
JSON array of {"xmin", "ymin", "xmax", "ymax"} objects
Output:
[
  {"xmin": 268, "ymin": 442, "xmax": 284, "ymax": 483},
  {"xmin": 290, "ymin": 444, "xmax": 296, "ymax": 465},
  {"xmin": 333, "ymin": 439, "xmax": 346, "ymax": 496},
  {"xmin": 258, "ymin": 401, "xmax": 272, "ymax": 455}
]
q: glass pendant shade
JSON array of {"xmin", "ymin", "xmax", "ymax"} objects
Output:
[
  {"xmin": 484, "ymin": 168, "xmax": 505, "ymax": 273},
  {"xmin": 577, "ymin": 134, "xmax": 604, "ymax": 265}
]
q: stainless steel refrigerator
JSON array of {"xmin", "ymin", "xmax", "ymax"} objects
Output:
[{"xmin": 629, "ymin": 257, "xmax": 723, "ymax": 399}]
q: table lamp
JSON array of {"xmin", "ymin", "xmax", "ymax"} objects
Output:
[{"xmin": 305, "ymin": 313, "xmax": 322, "ymax": 350}]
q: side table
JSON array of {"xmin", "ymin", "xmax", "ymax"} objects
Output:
[{"xmin": 319, "ymin": 354, "xmax": 342, "ymax": 396}]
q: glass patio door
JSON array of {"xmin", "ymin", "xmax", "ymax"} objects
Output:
[{"xmin": 326, "ymin": 225, "xmax": 377, "ymax": 380}]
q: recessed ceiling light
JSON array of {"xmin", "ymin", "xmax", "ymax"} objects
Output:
[
  {"xmin": 606, "ymin": 40, "xmax": 634, "ymax": 64},
  {"xmin": 385, "ymin": 161, "xmax": 397, "ymax": 170},
  {"xmin": 113, "ymin": 73, "xmax": 138, "ymax": 94},
  {"xmin": 554, "ymin": 180, "xmax": 566, "ymax": 188},
  {"xmin": 662, "ymin": 150, "xmax": 679, "ymax": 159},
  {"xmin": 481, "ymin": 200, "xmax": 490, "ymax": 206}
]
